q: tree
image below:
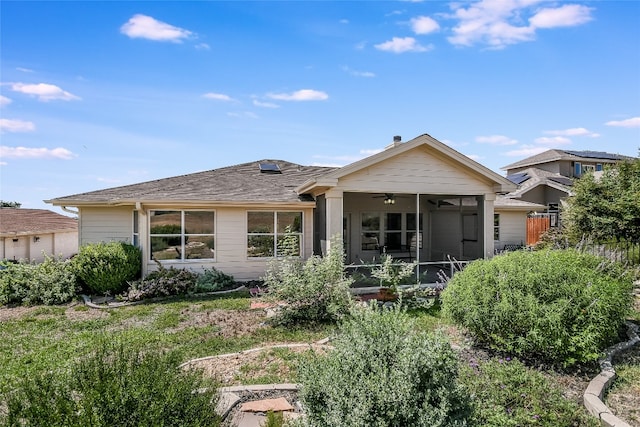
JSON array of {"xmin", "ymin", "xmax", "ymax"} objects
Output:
[
  {"xmin": 0, "ymin": 201, "xmax": 21, "ymax": 208},
  {"xmin": 563, "ymin": 158, "xmax": 640, "ymax": 242}
]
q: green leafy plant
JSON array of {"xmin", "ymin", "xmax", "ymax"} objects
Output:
[
  {"xmin": 127, "ymin": 263, "xmax": 198, "ymax": 301},
  {"xmin": 459, "ymin": 357, "xmax": 597, "ymax": 426},
  {"xmin": 72, "ymin": 242, "xmax": 141, "ymax": 295},
  {"xmin": 442, "ymin": 249, "xmax": 634, "ymax": 366},
  {"xmin": 297, "ymin": 304, "xmax": 472, "ymax": 427},
  {"xmin": 263, "ymin": 235, "xmax": 354, "ymax": 325},
  {"xmin": 3, "ymin": 337, "xmax": 220, "ymax": 426},
  {"xmin": 194, "ymin": 266, "xmax": 235, "ymax": 293},
  {"xmin": 370, "ymin": 254, "xmax": 417, "ymax": 295},
  {"xmin": 0, "ymin": 256, "xmax": 77, "ymax": 306}
]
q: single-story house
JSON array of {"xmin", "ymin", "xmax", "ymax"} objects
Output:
[
  {"xmin": 0, "ymin": 208, "xmax": 78, "ymax": 263},
  {"xmin": 46, "ymin": 134, "xmax": 542, "ymax": 281}
]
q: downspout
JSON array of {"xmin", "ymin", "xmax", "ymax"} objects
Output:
[
  {"xmin": 61, "ymin": 206, "xmax": 79, "ymax": 215},
  {"xmin": 416, "ymin": 193, "xmax": 420, "ymax": 283}
]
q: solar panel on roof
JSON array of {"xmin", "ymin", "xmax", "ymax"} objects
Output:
[
  {"xmin": 259, "ymin": 162, "xmax": 281, "ymax": 173},
  {"xmin": 506, "ymin": 172, "xmax": 530, "ymax": 185},
  {"xmin": 548, "ymin": 176, "xmax": 573, "ymax": 187},
  {"xmin": 564, "ymin": 150, "xmax": 623, "ymax": 161}
]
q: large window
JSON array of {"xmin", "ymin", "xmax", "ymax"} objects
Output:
[
  {"xmin": 247, "ymin": 211, "xmax": 302, "ymax": 257},
  {"xmin": 361, "ymin": 213, "xmax": 380, "ymax": 250},
  {"xmin": 150, "ymin": 210, "xmax": 215, "ymax": 261},
  {"xmin": 362, "ymin": 212, "xmax": 422, "ymax": 251}
]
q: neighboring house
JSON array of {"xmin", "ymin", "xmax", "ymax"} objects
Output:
[
  {"xmin": 501, "ymin": 149, "xmax": 634, "ymax": 208},
  {"xmin": 47, "ymin": 134, "xmax": 537, "ymax": 281},
  {"xmin": 0, "ymin": 208, "xmax": 78, "ymax": 263},
  {"xmin": 500, "ymin": 149, "xmax": 635, "ymax": 245}
]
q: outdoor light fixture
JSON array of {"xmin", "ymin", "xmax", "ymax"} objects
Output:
[
  {"xmin": 383, "ymin": 195, "xmax": 395, "ymax": 205},
  {"xmin": 33, "ymin": 236, "xmax": 40, "ymax": 243}
]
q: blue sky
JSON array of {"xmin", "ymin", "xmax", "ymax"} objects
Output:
[{"xmin": 1, "ymin": 0, "xmax": 638, "ymax": 213}]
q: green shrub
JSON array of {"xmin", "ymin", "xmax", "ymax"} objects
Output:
[
  {"xmin": 194, "ymin": 266, "xmax": 235, "ymax": 293},
  {"xmin": 0, "ymin": 257, "xmax": 77, "ymax": 306},
  {"xmin": 297, "ymin": 304, "xmax": 472, "ymax": 427},
  {"xmin": 459, "ymin": 357, "xmax": 597, "ymax": 426},
  {"xmin": 126, "ymin": 263, "xmax": 198, "ymax": 301},
  {"xmin": 73, "ymin": 242, "xmax": 141, "ymax": 295},
  {"xmin": 263, "ymin": 236, "xmax": 354, "ymax": 325},
  {"xmin": 3, "ymin": 338, "xmax": 220, "ymax": 426},
  {"xmin": 441, "ymin": 249, "xmax": 634, "ymax": 366}
]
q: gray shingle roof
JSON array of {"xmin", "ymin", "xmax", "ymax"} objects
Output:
[
  {"xmin": 504, "ymin": 167, "xmax": 573, "ymax": 199},
  {"xmin": 0, "ymin": 209, "xmax": 78, "ymax": 236},
  {"xmin": 501, "ymin": 149, "xmax": 634, "ymax": 171},
  {"xmin": 46, "ymin": 160, "xmax": 337, "ymax": 205}
]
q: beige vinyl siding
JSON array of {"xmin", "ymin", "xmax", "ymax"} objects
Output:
[
  {"xmin": 79, "ymin": 207, "xmax": 134, "ymax": 245},
  {"xmin": 336, "ymin": 147, "xmax": 494, "ymax": 195},
  {"xmin": 494, "ymin": 210, "xmax": 526, "ymax": 251}
]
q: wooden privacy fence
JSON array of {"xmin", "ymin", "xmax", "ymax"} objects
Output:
[{"xmin": 526, "ymin": 214, "xmax": 552, "ymax": 246}]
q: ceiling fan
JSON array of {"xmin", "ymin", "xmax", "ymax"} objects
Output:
[{"xmin": 371, "ymin": 193, "xmax": 411, "ymax": 205}]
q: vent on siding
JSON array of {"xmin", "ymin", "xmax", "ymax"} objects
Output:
[{"xmin": 259, "ymin": 162, "xmax": 281, "ymax": 174}]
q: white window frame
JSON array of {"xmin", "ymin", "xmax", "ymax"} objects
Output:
[
  {"xmin": 247, "ymin": 211, "xmax": 303, "ymax": 258},
  {"xmin": 149, "ymin": 210, "xmax": 216, "ymax": 262}
]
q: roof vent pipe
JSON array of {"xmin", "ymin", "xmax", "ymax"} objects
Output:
[{"xmin": 385, "ymin": 135, "xmax": 403, "ymax": 150}]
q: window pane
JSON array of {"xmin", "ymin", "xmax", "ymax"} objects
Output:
[
  {"xmin": 133, "ymin": 211, "xmax": 139, "ymax": 233},
  {"xmin": 248, "ymin": 212, "xmax": 274, "ymax": 233},
  {"xmin": 150, "ymin": 211, "xmax": 181, "ymax": 235},
  {"xmin": 185, "ymin": 211, "xmax": 214, "ymax": 234},
  {"xmin": 248, "ymin": 235, "xmax": 274, "ymax": 257},
  {"xmin": 151, "ymin": 236, "xmax": 181, "ymax": 260},
  {"xmin": 277, "ymin": 234, "xmax": 300, "ymax": 257},
  {"xmin": 385, "ymin": 213, "xmax": 402, "ymax": 231},
  {"xmin": 277, "ymin": 212, "xmax": 302, "ymax": 233},
  {"xmin": 494, "ymin": 214, "xmax": 500, "ymax": 227},
  {"xmin": 384, "ymin": 232, "xmax": 402, "ymax": 250},
  {"xmin": 362, "ymin": 213, "xmax": 380, "ymax": 231},
  {"xmin": 185, "ymin": 236, "xmax": 215, "ymax": 259},
  {"xmin": 361, "ymin": 232, "xmax": 379, "ymax": 250},
  {"xmin": 406, "ymin": 213, "xmax": 423, "ymax": 231}
]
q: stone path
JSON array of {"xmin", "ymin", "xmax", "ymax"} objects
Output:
[{"xmin": 216, "ymin": 384, "xmax": 303, "ymax": 427}]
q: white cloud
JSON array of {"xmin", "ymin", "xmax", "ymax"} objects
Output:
[
  {"xmin": 195, "ymin": 43, "xmax": 210, "ymax": 50},
  {"xmin": 16, "ymin": 67, "xmax": 34, "ymax": 73},
  {"xmin": 447, "ymin": 1, "xmax": 593, "ymax": 49},
  {"xmin": 476, "ymin": 135, "xmax": 518, "ymax": 145},
  {"xmin": 505, "ymin": 145, "xmax": 548, "ymax": 157},
  {"xmin": 253, "ymin": 100, "xmax": 279, "ymax": 108},
  {"xmin": 0, "ymin": 145, "xmax": 76, "ymax": 160},
  {"xmin": 529, "ymin": 4, "xmax": 593, "ymax": 29},
  {"xmin": 0, "ymin": 118, "xmax": 35, "ymax": 133},
  {"xmin": 227, "ymin": 111, "xmax": 259, "ymax": 119},
  {"xmin": 267, "ymin": 89, "xmax": 329, "ymax": 101},
  {"xmin": 534, "ymin": 136, "xmax": 571, "ymax": 145},
  {"xmin": 605, "ymin": 117, "xmax": 640, "ymax": 128},
  {"xmin": 544, "ymin": 127, "xmax": 600, "ymax": 137},
  {"xmin": 11, "ymin": 83, "xmax": 80, "ymax": 102},
  {"xmin": 375, "ymin": 37, "xmax": 432, "ymax": 53},
  {"xmin": 120, "ymin": 14, "xmax": 193, "ymax": 43},
  {"xmin": 340, "ymin": 19, "xmax": 349, "ymax": 24},
  {"xmin": 202, "ymin": 92, "xmax": 234, "ymax": 101},
  {"xmin": 411, "ymin": 16, "xmax": 440, "ymax": 34},
  {"xmin": 342, "ymin": 66, "xmax": 375, "ymax": 78},
  {"xmin": 0, "ymin": 95, "xmax": 12, "ymax": 107}
]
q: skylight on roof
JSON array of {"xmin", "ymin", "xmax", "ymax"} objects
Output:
[{"xmin": 259, "ymin": 162, "xmax": 281, "ymax": 174}]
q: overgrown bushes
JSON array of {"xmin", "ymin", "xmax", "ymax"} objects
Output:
[
  {"xmin": 0, "ymin": 256, "xmax": 77, "ymax": 305},
  {"xmin": 442, "ymin": 249, "xmax": 634, "ymax": 366},
  {"xmin": 3, "ymin": 338, "xmax": 220, "ymax": 426},
  {"xmin": 296, "ymin": 304, "xmax": 472, "ymax": 426},
  {"xmin": 72, "ymin": 242, "xmax": 141, "ymax": 295},
  {"xmin": 263, "ymin": 236, "xmax": 354, "ymax": 325},
  {"xmin": 126, "ymin": 264, "xmax": 199, "ymax": 301}
]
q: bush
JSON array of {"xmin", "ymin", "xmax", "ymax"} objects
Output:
[
  {"xmin": 459, "ymin": 357, "xmax": 597, "ymax": 426},
  {"xmin": 0, "ymin": 256, "xmax": 77, "ymax": 306},
  {"xmin": 441, "ymin": 249, "xmax": 634, "ymax": 366},
  {"xmin": 194, "ymin": 266, "xmax": 235, "ymax": 293},
  {"xmin": 126, "ymin": 263, "xmax": 198, "ymax": 301},
  {"xmin": 297, "ymin": 304, "xmax": 472, "ymax": 427},
  {"xmin": 3, "ymin": 338, "xmax": 220, "ymax": 426},
  {"xmin": 72, "ymin": 242, "xmax": 141, "ymax": 295},
  {"xmin": 263, "ymin": 236, "xmax": 354, "ymax": 325}
]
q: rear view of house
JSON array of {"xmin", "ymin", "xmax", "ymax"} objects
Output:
[{"xmin": 46, "ymin": 134, "xmax": 542, "ymax": 281}]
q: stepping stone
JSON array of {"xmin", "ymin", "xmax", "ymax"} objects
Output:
[
  {"xmin": 240, "ymin": 397, "xmax": 294, "ymax": 413},
  {"xmin": 232, "ymin": 411, "xmax": 266, "ymax": 427},
  {"xmin": 215, "ymin": 391, "xmax": 241, "ymax": 419}
]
